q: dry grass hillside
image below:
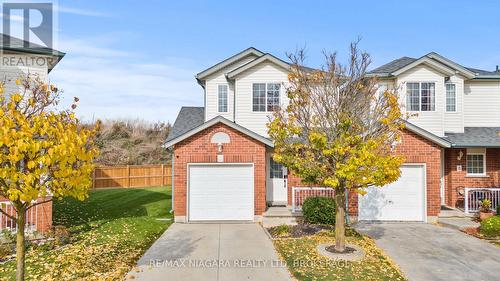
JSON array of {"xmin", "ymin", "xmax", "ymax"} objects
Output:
[{"xmin": 93, "ymin": 119, "xmax": 171, "ymax": 165}]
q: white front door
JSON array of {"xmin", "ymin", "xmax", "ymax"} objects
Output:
[
  {"xmin": 358, "ymin": 164, "xmax": 426, "ymax": 222},
  {"xmin": 268, "ymin": 158, "xmax": 287, "ymax": 205},
  {"xmin": 188, "ymin": 164, "xmax": 254, "ymax": 221}
]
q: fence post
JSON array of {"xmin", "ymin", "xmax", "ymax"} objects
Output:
[
  {"xmin": 127, "ymin": 165, "xmax": 131, "ymax": 188},
  {"xmin": 464, "ymin": 188, "xmax": 469, "ymax": 214},
  {"xmin": 292, "ymin": 187, "xmax": 296, "ymax": 212},
  {"xmin": 92, "ymin": 169, "xmax": 96, "ymax": 189},
  {"xmin": 161, "ymin": 164, "xmax": 165, "ymax": 186}
]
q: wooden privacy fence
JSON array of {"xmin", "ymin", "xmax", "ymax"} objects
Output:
[{"xmin": 93, "ymin": 164, "xmax": 172, "ymax": 188}]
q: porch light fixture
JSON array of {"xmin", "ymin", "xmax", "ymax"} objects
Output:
[
  {"xmin": 217, "ymin": 142, "xmax": 223, "ymax": 153},
  {"xmin": 457, "ymin": 150, "xmax": 463, "ymax": 161}
]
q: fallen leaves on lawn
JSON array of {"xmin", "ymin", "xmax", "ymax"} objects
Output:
[
  {"xmin": 0, "ymin": 218, "xmax": 168, "ymax": 281},
  {"xmin": 273, "ymin": 230, "xmax": 407, "ymax": 281}
]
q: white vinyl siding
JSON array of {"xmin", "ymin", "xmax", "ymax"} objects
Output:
[
  {"xmin": 218, "ymin": 85, "xmax": 228, "ymax": 112},
  {"xmin": 463, "ymin": 81, "xmax": 500, "ymax": 127},
  {"xmin": 397, "ymin": 65, "xmax": 445, "ymax": 136},
  {"xmin": 235, "ymin": 61, "xmax": 289, "ymax": 137},
  {"xmin": 204, "ymin": 54, "xmax": 259, "ymax": 121},
  {"xmin": 0, "ymin": 53, "xmax": 49, "ymax": 98},
  {"xmin": 446, "ymin": 84, "xmax": 456, "ymax": 112}
]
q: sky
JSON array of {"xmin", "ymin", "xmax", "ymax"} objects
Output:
[{"xmin": 6, "ymin": 0, "xmax": 500, "ymax": 123}]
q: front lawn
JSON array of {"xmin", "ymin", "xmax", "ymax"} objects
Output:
[
  {"xmin": 0, "ymin": 186, "xmax": 172, "ymax": 280},
  {"xmin": 273, "ymin": 228, "xmax": 407, "ymax": 281}
]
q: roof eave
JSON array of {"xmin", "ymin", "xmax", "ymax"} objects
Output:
[
  {"xmin": 226, "ymin": 54, "xmax": 291, "ymax": 79},
  {"xmin": 164, "ymin": 116, "xmax": 274, "ymax": 148},
  {"xmin": 404, "ymin": 121, "xmax": 452, "ymax": 148},
  {"xmin": 195, "ymin": 47, "xmax": 264, "ymax": 80},
  {"xmin": 426, "ymin": 53, "xmax": 476, "ymax": 79}
]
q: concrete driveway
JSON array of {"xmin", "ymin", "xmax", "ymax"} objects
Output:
[
  {"xmin": 355, "ymin": 222, "xmax": 500, "ymax": 281},
  {"xmin": 126, "ymin": 223, "xmax": 292, "ymax": 281}
]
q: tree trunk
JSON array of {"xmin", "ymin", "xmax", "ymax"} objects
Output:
[
  {"xmin": 334, "ymin": 186, "xmax": 346, "ymax": 252},
  {"xmin": 16, "ymin": 207, "xmax": 26, "ymax": 281}
]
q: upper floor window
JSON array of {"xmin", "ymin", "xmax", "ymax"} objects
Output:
[
  {"xmin": 446, "ymin": 83, "xmax": 456, "ymax": 112},
  {"xmin": 218, "ymin": 85, "xmax": 228, "ymax": 112},
  {"xmin": 406, "ymin": 82, "xmax": 435, "ymax": 111},
  {"xmin": 253, "ymin": 83, "xmax": 280, "ymax": 112}
]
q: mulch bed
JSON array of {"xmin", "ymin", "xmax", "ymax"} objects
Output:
[{"xmin": 267, "ymin": 223, "xmax": 333, "ymax": 238}]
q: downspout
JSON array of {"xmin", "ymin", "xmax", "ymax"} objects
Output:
[{"xmin": 170, "ymin": 147, "xmax": 174, "ymax": 214}]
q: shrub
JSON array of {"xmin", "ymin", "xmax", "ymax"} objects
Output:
[
  {"xmin": 270, "ymin": 224, "xmax": 291, "ymax": 238},
  {"xmin": 302, "ymin": 196, "xmax": 336, "ymax": 225},
  {"xmin": 480, "ymin": 215, "xmax": 500, "ymax": 237},
  {"xmin": 496, "ymin": 204, "xmax": 500, "ymax": 215}
]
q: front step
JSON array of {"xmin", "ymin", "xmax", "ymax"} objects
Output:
[{"xmin": 262, "ymin": 206, "xmax": 302, "ymax": 227}]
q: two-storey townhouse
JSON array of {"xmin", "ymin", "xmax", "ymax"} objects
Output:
[
  {"xmin": 165, "ymin": 48, "xmax": 500, "ymax": 223},
  {"xmin": 0, "ymin": 34, "xmax": 65, "ymax": 233}
]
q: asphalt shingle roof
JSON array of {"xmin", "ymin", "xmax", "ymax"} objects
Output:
[
  {"xmin": 0, "ymin": 33, "xmax": 65, "ymax": 57},
  {"xmin": 445, "ymin": 127, "xmax": 500, "ymax": 147},
  {"xmin": 166, "ymin": 107, "xmax": 205, "ymax": 142},
  {"xmin": 368, "ymin": 57, "xmax": 417, "ymax": 74},
  {"xmin": 368, "ymin": 56, "xmax": 500, "ymax": 78}
]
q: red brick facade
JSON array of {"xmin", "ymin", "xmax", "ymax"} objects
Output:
[
  {"xmin": 444, "ymin": 148, "xmax": 500, "ymax": 208},
  {"xmin": 172, "ymin": 122, "xmax": 500, "ymax": 222},
  {"xmin": 172, "ymin": 123, "xmax": 267, "ymax": 220},
  {"xmin": 0, "ymin": 198, "xmax": 52, "ymax": 233},
  {"xmin": 288, "ymin": 129, "xmax": 443, "ymax": 218}
]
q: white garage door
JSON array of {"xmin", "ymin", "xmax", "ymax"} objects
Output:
[
  {"xmin": 358, "ymin": 164, "xmax": 426, "ymax": 222},
  {"xmin": 188, "ymin": 164, "xmax": 254, "ymax": 221}
]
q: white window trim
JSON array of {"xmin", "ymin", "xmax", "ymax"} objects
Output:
[
  {"xmin": 217, "ymin": 84, "xmax": 228, "ymax": 113},
  {"xmin": 445, "ymin": 83, "xmax": 457, "ymax": 113},
  {"xmin": 252, "ymin": 82, "xmax": 281, "ymax": 112},
  {"xmin": 405, "ymin": 81, "xmax": 437, "ymax": 112},
  {"xmin": 466, "ymin": 149, "xmax": 487, "ymax": 177}
]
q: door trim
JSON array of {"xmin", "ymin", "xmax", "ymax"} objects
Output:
[{"xmin": 187, "ymin": 162, "xmax": 255, "ymax": 222}]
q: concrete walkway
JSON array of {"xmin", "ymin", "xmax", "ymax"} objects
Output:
[
  {"xmin": 126, "ymin": 223, "xmax": 292, "ymax": 281},
  {"xmin": 355, "ymin": 222, "xmax": 500, "ymax": 281}
]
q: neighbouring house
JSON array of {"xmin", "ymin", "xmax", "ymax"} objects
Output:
[
  {"xmin": 165, "ymin": 47, "xmax": 500, "ymax": 223},
  {"xmin": 0, "ymin": 34, "xmax": 65, "ymax": 233}
]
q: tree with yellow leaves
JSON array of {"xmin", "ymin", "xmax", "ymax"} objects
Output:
[
  {"xmin": 0, "ymin": 75, "xmax": 99, "ymax": 281},
  {"xmin": 268, "ymin": 42, "xmax": 405, "ymax": 253}
]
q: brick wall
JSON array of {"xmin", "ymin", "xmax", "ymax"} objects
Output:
[
  {"xmin": 172, "ymin": 123, "xmax": 267, "ymax": 218},
  {"xmin": 444, "ymin": 148, "xmax": 500, "ymax": 208},
  {"xmin": 287, "ymin": 129, "xmax": 443, "ymax": 218},
  {"xmin": 394, "ymin": 129, "xmax": 442, "ymax": 217},
  {"xmin": 0, "ymin": 197, "xmax": 52, "ymax": 233}
]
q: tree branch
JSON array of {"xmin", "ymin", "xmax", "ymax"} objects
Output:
[
  {"xmin": 0, "ymin": 205, "xmax": 17, "ymax": 221},
  {"xmin": 26, "ymin": 197, "xmax": 53, "ymax": 211}
]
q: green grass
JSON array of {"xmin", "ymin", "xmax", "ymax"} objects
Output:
[
  {"xmin": 0, "ymin": 186, "xmax": 172, "ymax": 281},
  {"xmin": 273, "ymin": 230, "xmax": 407, "ymax": 281}
]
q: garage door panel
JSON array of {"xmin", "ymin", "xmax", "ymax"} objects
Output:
[
  {"xmin": 189, "ymin": 164, "xmax": 254, "ymax": 221},
  {"xmin": 359, "ymin": 165, "xmax": 425, "ymax": 222}
]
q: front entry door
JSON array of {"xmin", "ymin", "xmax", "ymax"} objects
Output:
[{"xmin": 270, "ymin": 159, "xmax": 287, "ymax": 205}]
